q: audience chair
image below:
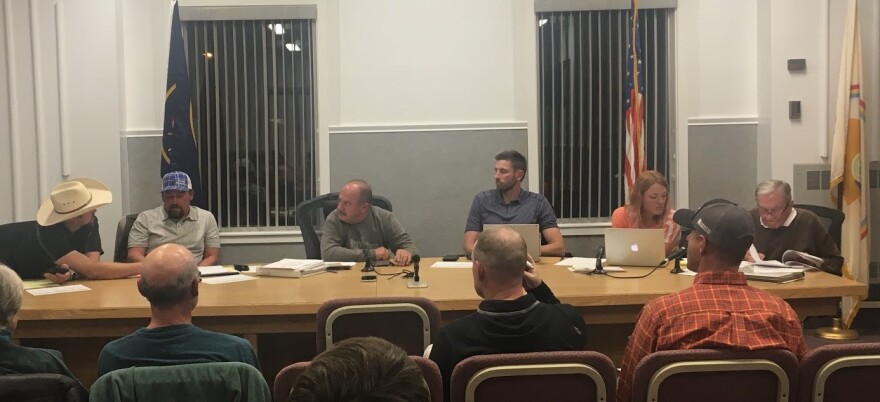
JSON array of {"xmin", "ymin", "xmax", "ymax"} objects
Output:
[
  {"xmin": 448, "ymin": 351, "xmax": 617, "ymax": 402},
  {"xmin": 316, "ymin": 297, "xmax": 440, "ymax": 355},
  {"xmin": 0, "ymin": 373, "xmax": 88, "ymax": 402},
  {"xmin": 797, "ymin": 342, "xmax": 880, "ymax": 402},
  {"xmin": 274, "ymin": 356, "xmax": 443, "ymax": 402},
  {"xmin": 89, "ymin": 362, "xmax": 270, "ymax": 402},
  {"xmin": 113, "ymin": 213, "xmax": 140, "ymax": 262},
  {"xmin": 630, "ymin": 349, "xmax": 799, "ymax": 402},
  {"xmin": 794, "ymin": 204, "xmax": 844, "ymax": 249},
  {"xmin": 295, "ymin": 192, "xmax": 393, "ymax": 259}
]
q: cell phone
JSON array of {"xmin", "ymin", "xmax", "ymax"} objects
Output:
[
  {"xmin": 360, "ymin": 275, "xmax": 377, "ymax": 282},
  {"xmin": 233, "ymin": 264, "xmax": 249, "ymax": 272},
  {"xmin": 46, "ymin": 265, "xmax": 70, "ymax": 275},
  {"xmin": 443, "ymin": 254, "xmax": 460, "ymax": 262}
]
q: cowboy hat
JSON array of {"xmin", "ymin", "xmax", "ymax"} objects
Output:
[{"xmin": 36, "ymin": 178, "xmax": 112, "ymax": 226}]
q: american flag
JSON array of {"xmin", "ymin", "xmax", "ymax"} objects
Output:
[{"xmin": 624, "ymin": 0, "xmax": 646, "ymax": 197}]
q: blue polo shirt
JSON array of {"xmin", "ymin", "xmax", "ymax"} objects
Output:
[{"xmin": 465, "ymin": 189, "xmax": 559, "ymax": 232}]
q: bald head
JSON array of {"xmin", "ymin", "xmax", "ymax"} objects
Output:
[
  {"xmin": 473, "ymin": 227, "xmax": 528, "ymax": 283},
  {"xmin": 138, "ymin": 244, "xmax": 199, "ymax": 309}
]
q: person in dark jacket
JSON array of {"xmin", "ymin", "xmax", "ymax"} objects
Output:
[
  {"xmin": 428, "ymin": 227, "xmax": 586, "ymax": 400},
  {"xmin": 0, "ymin": 264, "xmax": 88, "ymax": 398}
]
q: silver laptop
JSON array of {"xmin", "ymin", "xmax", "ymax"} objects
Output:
[
  {"xmin": 484, "ymin": 224, "xmax": 542, "ymax": 262},
  {"xmin": 604, "ymin": 228, "xmax": 665, "ymax": 267}
]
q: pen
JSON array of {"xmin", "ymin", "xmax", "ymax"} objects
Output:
[{"xmin": 200, "ymin": 272, "xmax": 240, "ymax": 278}]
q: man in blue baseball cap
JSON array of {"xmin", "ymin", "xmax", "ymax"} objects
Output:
[{"xmin": 127, "ymin": 171, "xmax": 220, "ymax": 266}]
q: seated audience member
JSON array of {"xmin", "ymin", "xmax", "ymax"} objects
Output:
[
  {"xmin": 0, "ymin": 178, "xmax": 141, "ymax": 283},
  {"xmin": 463, "ymin": 150, "xmax": 565, "ymax": 257},
  {"xmin": 616, "ymin": 202, "xmax": 806, "ymax": 402},
  {"xmin": 289, "ymin": 337, "xmax": 429, "ymax": 402},
  {"xmin": 611, "ymin": 170, "xmax": 681, "ymax": 254},
  {"xmin": 750, "ymin": 179, "xmax": 843, "ymax": 275},
  {"xmin": 321, "ymin": 179, "xmax": 419, "ymax": 266},
  {"xmin": 0, "ymin": 264, "xmax": 88, "ymax": 394},
  {"xmin": 127, "ymin": 171, "xmax": 220, "ymax": 266},
  {"xmin": 430, "ymin": 227, "xmax": 586, "ymax": 398},
  {"xmin": 97, "ymin": 244, "xmax": 258, "ymax": 376}
]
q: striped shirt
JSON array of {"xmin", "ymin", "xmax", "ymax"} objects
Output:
[{"xmin": 617, "ymin": 270, "xmax": 806, "ymax": 402}]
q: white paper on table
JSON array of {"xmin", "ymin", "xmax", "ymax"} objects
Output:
[
  {"xmin": 26, "ymin": 284, "xmax": 91, "ymax": 296},
  {"xmin": 198, "ymin": 266, "xmax": 228, "ymax": 275},
  {"xmin": 676, "ymin": 268, "xmax": 698, "ymax": 276},
  {"xmin": 431, "ymin": 261, "xmax": 472, "ymax": 269},
  {"xmin": 568, "ymin": 265, "xmax": 625, "ymax": 274},
  {"xmin": 555, "ymin": 257, "xmax": 598, "ymax": 267},
  {"xmin": 202, "ymin": 274, "xmax": 258, "ymax": 284}
]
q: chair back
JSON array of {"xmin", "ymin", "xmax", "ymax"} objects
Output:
[
  {"xmin": 797, "ymin": 342, "xmax": 880, "ymax": 402},
  {"xmin": 113, "ymin": 213, "xmax": 140, "ymax": 262},
  {"xmin": 274, "ymin": 356, "xmax": 442, "ymax": 402},
  {"xmin": 0, "ymin": 373, "xmax": 87, "ymax": 402},
  {"xmin": 631, "ymin": 349, "xmax": 799, "ymax": 402},
  {"xmin": 449, "ymin": 351, "xmax": 616, "ymax": 402},
  {"xmin": 89, "ymin": 362, "xmax": 270, "ymax": 402},
  {"xmin": 295, "ymin": 192, "xmax": 393, "ymax": 259},
  {"xmin": 316, "ymin": 297, "xmax": 439, "ymax": 355},
  {"xmin": 794, "ymin": 204, "xmax": 845, "ymax": 249}
]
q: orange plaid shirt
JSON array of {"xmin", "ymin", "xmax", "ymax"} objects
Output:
[{"xmin": 617, "ymin": 270, "xmax": 807, "ymax": 402}]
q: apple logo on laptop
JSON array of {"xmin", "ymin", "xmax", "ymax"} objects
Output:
[{"xmin": 630, "ymin": 243, "xmax": 639, "ymax": 252}]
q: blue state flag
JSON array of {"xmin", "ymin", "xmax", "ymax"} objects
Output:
[{"xmin": 161, "ymin": 0, "xmax": 205, "ymax": 207}]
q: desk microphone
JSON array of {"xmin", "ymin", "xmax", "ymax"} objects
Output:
[
  {"xmin": 592, "ymin": 246, "xmax": 607, "ymax": 275},
  {"xmin": 661, "ymin": 247, "xmax": 688, "ymax": 267},
  {"xmin": 361, "ymin": 249, "xmax": 375, "ymax": 272},
  {"xmin": 407, "ymin": 255, "xmax": 427, "ymax": 288}
]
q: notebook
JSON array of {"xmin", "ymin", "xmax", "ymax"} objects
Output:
[
  {"xmin": 483, "ymin": 223, "xmax": 542, "ymax": 262},
  {"xmin": 604, "ymin": 228, "xmax": 665, "ymax": 267}
]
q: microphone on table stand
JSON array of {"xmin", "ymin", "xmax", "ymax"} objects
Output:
[
  {"xmin": 361, "ymin": 249, "xmax": 375, "ymax": 272},
  {"xmin": 663, "ymin": 247, "xmax": 688, "ymax": 274},
  {"xmin": 407, "ymin": 255, "xmax": 428, "ymax": 288},
  {"xmin": 591, "ymin": 246, "xmax": 607, "ymax": 275}
]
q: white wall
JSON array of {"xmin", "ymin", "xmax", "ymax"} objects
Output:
[
  {"xmin": 337, "ymin": 0, "xmax": 518, "ymax": 125},
  {"xmin": 0, "ymin": 0, "xmax": 123, "ymax": 255}
]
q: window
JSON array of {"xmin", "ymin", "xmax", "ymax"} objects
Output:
[
  {"xmin": 182, "ymin": 15, "xmax": 316, "ymax": 229},
  {"xmin": 537, "ymin": 8, "xmax": 672, "ymax": 221}
]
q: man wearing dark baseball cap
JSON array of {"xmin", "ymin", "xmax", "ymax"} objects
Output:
[{"xmin": 616, "ymin": 201, "xmax": 806, "ymax": 402}]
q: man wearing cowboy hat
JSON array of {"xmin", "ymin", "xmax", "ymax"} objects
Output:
[
  {"xmin": 126, "ymin": 171, "xmax": 220, "ymax": 265},
  {"xmin": 0, "ymin": 178, "xmax": 141, "ymax": 283}
]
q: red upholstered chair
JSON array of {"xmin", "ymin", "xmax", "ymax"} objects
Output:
[
  {"xmin": 273, "ymin": 362, "xmax": 309, "ymax": 402},
  {"xmin": 273, "ymin": 356, "xmax": 443, "ymax": 402},
  {"xmin": 630, "ymin": 349, "xmax": 799, "ymax": 402},
  {"xmin": 448, "ymin": 351, "xmax": 617, "ymax": 402},
  {"xmin": 797, "ymin": 342, "xmax": 880, "ymax": 402},
  {"xmin": 315, "ymin": 297, "xmax": 441, "ymax": 355}
]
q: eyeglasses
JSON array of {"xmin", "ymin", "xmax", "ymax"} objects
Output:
[{"xmin": 758, "ymin": 203, "xmax": 791, "ymax": 217}]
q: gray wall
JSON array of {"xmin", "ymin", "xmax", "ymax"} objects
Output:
[
  {"xmin": 124, "ymin": 135, "xmax": 164, "ymax": 214},
  {"xmin": 688, "ymin": 123, "xmax": 758, "ymax": 208},
  {"xmin": 329, "ymin": 128, "xmax": 528, "ymax": 257}
]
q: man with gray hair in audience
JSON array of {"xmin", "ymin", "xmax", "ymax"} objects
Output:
[
  {"xmin": 429, "ymin": 226, "xmax": 586, "ymax": 399},
  {"xmin": 749, "ymin": 179, "xmax": 843, "ymax": 275},
  {"xmin": 0, "ymin": 264, "xmax": 87, "ymax": 396},
  {"xmin": 97, "ymin": 244, "xmax": 258, "ymax": 376}
]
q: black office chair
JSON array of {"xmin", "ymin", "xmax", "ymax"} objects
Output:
[
  {"xmin": 113, "ymin": 213, "xmax": 140, "ymax": 262},
  {"xmin": 794, "ymin": 204, "xmax": 845, "ymax": 249},
  {"xmin": 295, "ymin": 193, "xmax": 393, "ymax": 259}
]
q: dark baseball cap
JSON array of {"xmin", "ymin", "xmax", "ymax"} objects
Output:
[{"xmin": 673, "ymin": 200, "xmax": 754, "ymax": 252}]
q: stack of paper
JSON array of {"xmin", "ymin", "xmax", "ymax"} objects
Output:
[{"xmin": 256, "ymin": 259, "xmax": 326, "ymax": 278}]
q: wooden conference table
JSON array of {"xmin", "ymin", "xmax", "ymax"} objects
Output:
[{"xmin": 15, "ymin": 257, "xmax": 867, "ymax": 386}]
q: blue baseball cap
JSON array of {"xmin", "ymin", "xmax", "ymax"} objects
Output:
[{"xmin": 161, "ymin": 171, "xmax": 192, "ymax": 192}]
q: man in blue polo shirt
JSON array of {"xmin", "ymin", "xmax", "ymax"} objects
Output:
[{"xmin": 463, "ymin": 150, "xmax": 565, "ymax": 256}]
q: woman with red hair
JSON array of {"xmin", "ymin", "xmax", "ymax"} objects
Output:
[{"xmin": 611, "ymin": 171, "xmax": 680, "ymax": 254}]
